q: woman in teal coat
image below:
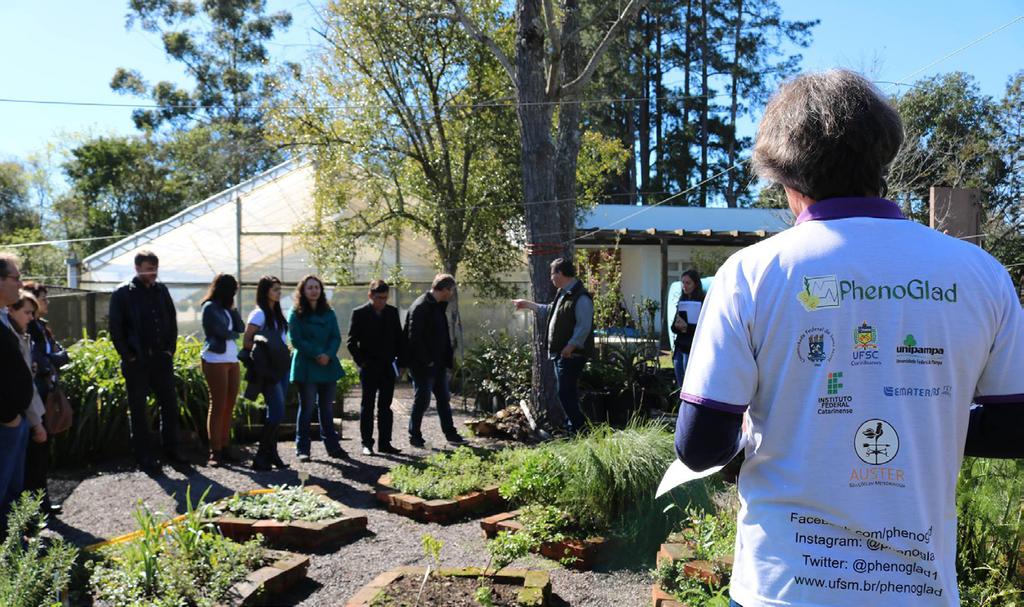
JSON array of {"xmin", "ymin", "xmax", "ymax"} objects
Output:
[{"xmin": 289, "ymin": 274, "xmax": 345, "ymax": 461}]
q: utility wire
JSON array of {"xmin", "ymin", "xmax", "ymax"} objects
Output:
[{"xmin": 896, "ymin": 14, "xmax": 1024, "ymax": 85}]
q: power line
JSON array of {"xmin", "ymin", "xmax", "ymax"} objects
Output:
[{"xmin": 895, "ymin": 14, "xmax": 1024, "ymax": 85}]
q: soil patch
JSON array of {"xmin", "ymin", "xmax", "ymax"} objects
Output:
[{"xmin": 372, "ymin": 573, "xmax": 523, "ymax": 606}]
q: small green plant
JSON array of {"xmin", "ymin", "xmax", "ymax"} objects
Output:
[
  {"xmin": 203, "ymin": 485, "xmax": 344, "ymax": 522},
  {"xmin": 655, "ymin": 559, "xmax": 730, "ymax": 607},
  {"xmin": 421, "ymin": 533, "xmax": 444, "ymax": 574},
  {"xmin": 0, "ymin": 492, "xmax": 79, "ymax": 607},
  {"xmin": 474, "ymin": 584, "xmax": 495, "ymax": 607}
]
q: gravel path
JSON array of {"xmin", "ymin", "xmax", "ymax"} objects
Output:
[{"xmin": 49, "ymin": 386, "xmax": 654, "ymax": 606}]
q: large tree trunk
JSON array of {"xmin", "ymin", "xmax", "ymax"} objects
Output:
[
  {"xmin": 654, "ymin": 13, "xmax": 664, "ymax": 190},
  {"xmin": 698, "ymin": 0, "xmax": 710, "ymax": 207},
  {"xmin": 725, "ymin": 0, "xmax": 743, "ymax": 208},
  {"xmin": 515, "ymin": 0, "xmax": 561, "ymax": 428}
]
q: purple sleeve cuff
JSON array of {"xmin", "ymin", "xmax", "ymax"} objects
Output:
[
  {"xmin": 681, "ymin": 392, "xmax": 748, "ymax": 414},
  {"xmin": 974, "ymin": 394, "xmax": 1024, "ymax": 405}
]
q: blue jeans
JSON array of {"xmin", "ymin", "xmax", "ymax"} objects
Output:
[
  {"xmin": 554, "ymin": 356, "xmax": 586, "ymax": 434},
  {"xmin": 0, "ymin": 416, "xmax": 29, "ymax": 528},
  {"xmin": 295, "ymin": 382, "xmax": 341, "ymax": 455},
  {"xmin": 409, "ymin": 365, "xmax": 457, "ymax": 441},
  {"xmin": 673, "ymin": 350, "xmax": 689, "ymax": 390},
  {"xmin": 262, "ymin": 376, "xmax": 288, "ymax": 425}
]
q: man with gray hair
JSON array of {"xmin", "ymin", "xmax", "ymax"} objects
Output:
[
  {"xmin": 675, "ymin": 70, "xmax": 1023, "ymax": 606},
  {"xmin": 0, "ymin": 252, "xmax": 36, "ymax": 525}
]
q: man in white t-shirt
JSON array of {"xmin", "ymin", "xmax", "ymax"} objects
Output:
[{"xmin": 675, "ymin": 70, "xmax": 1024, "ymax": 607}]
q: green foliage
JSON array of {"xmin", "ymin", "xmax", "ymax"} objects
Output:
[
  {"xmin": 485, "ymin": 530, "xmax": 536, "ymax": 573},
  {"xmin": 499, "ymin": 421, "xmax": 680, "ymax": 544},
  {"xmin": 461, "ymin": 331, "xmax": 532, "ymax": 405},
  {"xmin": 87, "ymin": 486, "xmax": 264, "ymax": 607},
  {"xmin": 0, "ymin": 492, "xmax": 79, "ymax": 607},
  {"xmin": 678, "ymin": 504, "xmax": 738, "ymax": 562},
  {"xmin": 576, "ymin": 244, "xmax": 626, "ymax": 330},
  {"xmin": 421, "ymin": 534, "xmax": 444, "ymax": 573},
  {"xmin": 655, "ymin": 559, "xmax": 731, "ymax": 607},
  {"xmin": 956, "ymin": 458, "xmax": 1024, "ymax": 605},
  {"xmin": 473, "ymin": 584, "xmax": 495, "ymax": 607},
  {"xmin": 388, "ymin": 447, "xmax": 501, "ymax": 500},
  {"xmin": 204, "ymin": 485, "xmax": 344, "ymax": 523}
]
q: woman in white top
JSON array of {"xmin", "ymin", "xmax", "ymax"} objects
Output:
[
  {"xmin": 7, "ymin": 292, "xmax": 46, "ymax": 455},
  {"xmin": 199, "ymin": 274, "xmax": 244, "ymax": 466},
  {"xmin": 242, "ymin": 276, "xmax": 291, "ymax": 470}
]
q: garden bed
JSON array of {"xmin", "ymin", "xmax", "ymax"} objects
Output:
[
  {"xmin": 375, "ymin": 473, "xmax": 504, "ymax": 524},
  {"xmin": 652, "ymin": 495, "xmax": 738, "ymax": 607},
  {"xmin": 203, "ymin": 485, "xmax": 368, "ymax": 551},
  {"xmin": 217, "ymin": 548, "xmax": 310, "ymax": 606},
  {"xmin": 481, "ymin": 510, "xmax": 614, "ymax": 571},
  {"xmin": 345, "ymin": 566, "xmax": 551, "ymax": 607}
]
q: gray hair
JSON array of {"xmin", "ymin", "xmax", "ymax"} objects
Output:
[
  {"xmin": 752, "ymin": 69, "xmax": 904, "ymax": 201},
  {"xmin": 0, "ymin": 252, "xmax": 20, "ymax": 279}
]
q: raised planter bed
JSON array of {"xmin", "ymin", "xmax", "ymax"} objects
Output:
[
  {"xmin": 480, "ymin": 510, "xmax": 614, "ymax": 571},
  {"xmin": 205, "ymin": 485, "xmax": 368, "ymax": 551},
  {"xmin": 216, "ymin": 548, "xmax": 310, "ymax": 606},
  {"xmin": 375, "ymin": 473, "xmax": 505, "ymax": 524},
  {"xmin": 651, "ymin": 541, "xmax": 734, "ymax": 607},
  {"xmin": 346, "ymin": 566, "xmax": 551, "ymax": 607}
]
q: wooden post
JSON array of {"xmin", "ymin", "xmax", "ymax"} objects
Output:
[{"xmin": 930, "ymin": 187, "xmax": 982, "ymax": 246}]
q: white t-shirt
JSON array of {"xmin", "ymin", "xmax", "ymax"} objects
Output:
[
  {"xmin": 201, "ymin": 308, "xmax": 239, "ymax": 363},
  {"xmin": 247, "ymin": 308, "xmax": 287, "ymax": 342},
  {"xmin": 681, "ymin": 198, "xmax": 1024, "ymax": 607}
]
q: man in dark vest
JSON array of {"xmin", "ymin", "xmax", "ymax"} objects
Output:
[
  {"xmin": 0, "ymin": 252, "xmax": 34, "ymax": 527},
  {"xmin": 514, "ymin": 257, "xmax": 595, "ymax": 434},
  {"xmin": 348, "ymin": 279, "xmax": 406, "ymax": 456},
  {"xmin": 109, "ymin": 250, "xmax": 182, "ymax": 471}
]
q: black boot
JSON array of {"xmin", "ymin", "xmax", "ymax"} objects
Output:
[
  {"xmin": 251, "ymin": 424, "xmax": 274, "ymax": 471},
  {"xmin": 267, "ymin": 423, "xmax": 289, "ymax": 469}
]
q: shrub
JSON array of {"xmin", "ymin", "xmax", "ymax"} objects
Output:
[
  {"xmin": 460, "ymin": 331, "xmax": 531, "ymax": 405},
  {"xmin": 0, "ymin": 492, "xmax": 78, "ymax": 607},
  {"xmin": 86, "ymin": 486, "xmax": 264, "ymax": 607},
  {"xmin": 54, "ymin": 334, "xmax": 360, "ymax": 465},
  {"xmin": 203, "ymin": 485, "xmax": 344, "ymax": 522},
  {"xmin": 388, "ymin": 447, "xmax": 502, "ymax": 500}
]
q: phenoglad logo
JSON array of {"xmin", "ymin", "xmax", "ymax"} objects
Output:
[
  {"xmin": 895, "ymin": 334, "xmax": 945, "ymax": 366},
  {"xmin": 797, "ymin": 327, "xmax": 835, "ymax": 366},
  {"xmin": 798, "ymin": 275, "xmax": 840, "ymax": 311},
  {"xmin": 883, "ymin": 385, "xmax": 953, "ymax": 398},
  {"xmin": 851, "ymin": 321, "xmax": 882, "ymax": 367}
]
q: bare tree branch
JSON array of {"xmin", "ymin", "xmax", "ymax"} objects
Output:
[
  {"xmin": 441, "ymin": 0, "xmax": 517, "ymax": 89},
  {"xmin": 561, "ymin": 0, "xmax": 648, "ymax": 99},
  {"xmin": 543, "ymin": 0, "xmax": 562, "ymax": 97}
]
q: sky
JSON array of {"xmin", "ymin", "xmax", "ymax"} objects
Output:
[{"xmin": 0, "ymin": 1, "xmax": 1021, "ymax": 161}]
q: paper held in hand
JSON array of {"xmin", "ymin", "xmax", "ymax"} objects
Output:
[{"xmin": 655, "ymin": 434, "xmax": 748, "ymax": 498}]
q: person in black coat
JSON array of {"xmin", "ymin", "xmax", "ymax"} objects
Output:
[
  {"xmin": 108, "ymin": 250, "xmax": 181, "ymax": 470},
  {"xmin": 0, "ymin": 253, "xmax": 34, "ymax": 527},
  {"xmin": 347, "ymin": 280, "xmax": 406, "ymax": 455},
  {"xmin": 404, "ymin": 274, "xmax": 464, "ymax": 448}
]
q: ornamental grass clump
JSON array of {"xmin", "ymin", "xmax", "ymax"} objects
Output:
[
  {"xmin": 499, "ymin": 420, "xmax": 680, "ymax": 537},
  {"xmin": 389, "ymin": 447, "xmax": 501, "ymax": 500},
  {"xmin": 205, "ymin": 485, "xmax": 344, "ymax": 522},
  {"xmin": 87, "ymin": 486, "xmax": 263, "ymax": 607}
]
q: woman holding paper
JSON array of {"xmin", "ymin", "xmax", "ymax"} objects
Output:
[{"xmin": 671, "ymin": 269, "xmax": 704, "ymax": 388}]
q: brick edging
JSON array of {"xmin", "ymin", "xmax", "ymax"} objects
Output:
[
  {"xmin": 345, "ymin": 566, "xmax": 551, "ymax": 607},
  {"xmin": 215, "ymin": 549, "xmax": 310, "ymax": 606},
  {"xmin": 651, "ymin": 542, "xmax": 735, "ymax": 607},
  {"xmin": 479, "ymin": 511, "xmax": 613, "ymax": 571}
]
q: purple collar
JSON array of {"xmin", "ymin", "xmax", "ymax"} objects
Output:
[{"xmin": 795, "ymin": 197, "xmax": 906, "ymax": 225}]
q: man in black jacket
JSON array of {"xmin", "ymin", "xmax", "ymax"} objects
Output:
[
  {"xmin": 347, "ymin": 280, "xmax": 405, "ymax": 455},
  {"xmin": 108, "ymin": 250, "xmax": 181, "ymax": 470},
  {"xmin": 0, "ymin": 252, "xmax": 34, "ymax": 524},
  {"xmin": 404, "ymin": 274, "xmax": 464, "ymax": 448}
]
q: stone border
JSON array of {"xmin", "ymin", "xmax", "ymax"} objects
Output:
[
  {"xmin": 216, "ymin": 548, "xmax": 310, "ymax": 606},
  {"xmin": 206, "ymin": 485, "xmax": 368, "ymax": 551},
  {"xmin": 345, "ymin": 566, "xmax": 551, "ymax": 607},
  {"xmin": 375, "ymin": 474, "xmax": 505, "ymax": 524},
  {"xmin": 480, "ymin": 511, "xmax": 613, "ymax": 571},
  {"xmin": 650, "ymin": 542, "xmax": 734, "ymax": 607}
]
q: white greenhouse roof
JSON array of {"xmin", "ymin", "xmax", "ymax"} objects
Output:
[{"xmin": 579, "ymin": 204, "xmax": 793, "ymax": 234}]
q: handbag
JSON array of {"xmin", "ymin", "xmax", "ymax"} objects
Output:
[{"xmin": 44, "ymin": 384, "xmax": 74, "ymax": 435}]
